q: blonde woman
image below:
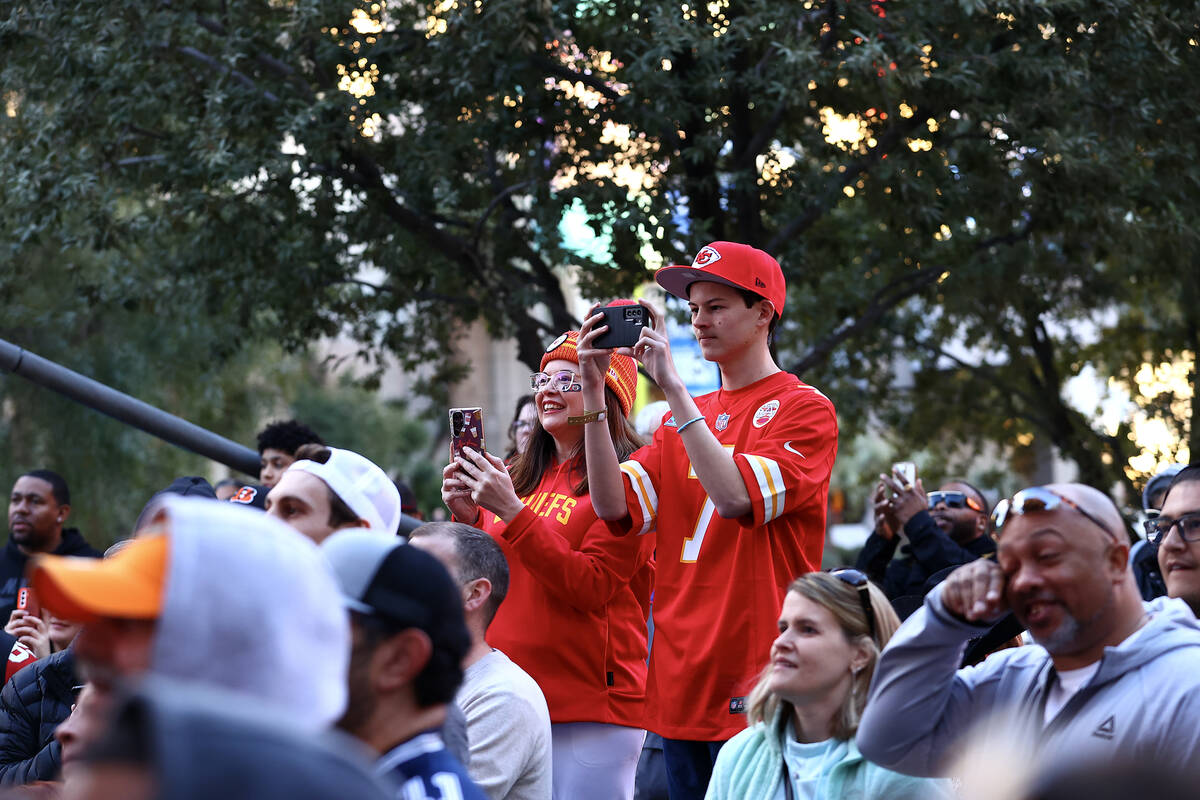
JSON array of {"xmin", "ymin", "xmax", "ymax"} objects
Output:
[{"xmin": 705, "ymin": 570, "xmax": 951, "ymax": 800}]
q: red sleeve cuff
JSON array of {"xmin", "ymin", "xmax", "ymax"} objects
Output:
[{"xmin": 499, "ymin": 505, "xmax": 539, "ymax": 543}]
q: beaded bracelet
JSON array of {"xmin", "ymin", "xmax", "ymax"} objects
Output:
[{"xmin": 676, "ymin": 415, "xmax": 705, "ymax": 434}]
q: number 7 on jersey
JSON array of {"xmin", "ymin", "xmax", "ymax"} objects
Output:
[{"xmin": 680, "ymin": 445, "xmax": 734, "ymax": 563}]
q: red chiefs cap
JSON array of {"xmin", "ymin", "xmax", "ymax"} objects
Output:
[{"xmin": 655, "ymin": 242, "xmax": 786, "ymax": 317}]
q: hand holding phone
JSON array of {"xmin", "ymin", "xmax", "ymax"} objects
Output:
[{"xmin": 592, "ymin": 303, "xmax": 649, "ymax": 350}]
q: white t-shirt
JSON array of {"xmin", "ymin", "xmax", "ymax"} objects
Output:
[
  {"xmin": 771, "ymin": 720, "xmax": 849, "ymax": 800},
  {"xmin": 457, "ymin": 649, "xmax": 553, "ymax": 800},
  {"xmin": 1042, "ymin": 616, "xmax": 1153, "ymax": 725},
  {"xmin": 1042, "ymin": 661, "xmax": 1100, "ymax": 724}
]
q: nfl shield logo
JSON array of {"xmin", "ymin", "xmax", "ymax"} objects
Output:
[{"xmin": 715, "ymin": 413, "xmax": 730, "ymax": 432}]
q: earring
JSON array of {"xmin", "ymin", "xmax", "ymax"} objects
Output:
[{"xmin": 850, "ymin": 666, "xmax": 862, "ymax": 697}]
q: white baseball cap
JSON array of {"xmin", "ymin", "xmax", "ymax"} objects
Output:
[{"xmin": 287, "ymin": 448, "xmax": 402, "ymax": 536}]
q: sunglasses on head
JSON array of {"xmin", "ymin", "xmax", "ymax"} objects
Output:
[
  {"xmin": 1144, "ymin": 511, "xmax": 1200, "ymax": 546},
  {"xmin": 991, "ymin": 486, "xmax": 1117, "ymax": 540},
  {"xmin": 829, "ymin": 568, "xmax": 877, "ymax": 642},
  {"xmin": 529, "ymin": 370, "xmax": 582, "ymax": 393},
  {"xmin": 927, "ymin": 491, "xmax": 983, "ymax": 512}
]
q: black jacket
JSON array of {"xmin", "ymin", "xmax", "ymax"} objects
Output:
[
  {"xmin": 856, "ymin": 510, "xmax": 996, "ymax": 618},
  {"xmin": 0, "ymin": 648, "xmax": 77, "ymax": 784},
  {"xmin": 0, "ymin": 528, "xmax": 102, "ymax": 621}
]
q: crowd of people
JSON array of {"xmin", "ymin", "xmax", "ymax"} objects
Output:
[{"xmin": 1, "ymin": 240, "xmax": 1198, "ymax": 800}]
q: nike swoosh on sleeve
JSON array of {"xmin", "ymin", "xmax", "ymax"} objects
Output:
[{"xmin": 783, "ymin": 441, "xmax": 806, "ymax": 458}]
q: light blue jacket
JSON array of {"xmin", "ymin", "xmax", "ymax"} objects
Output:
[
  {"xmin": 859, "ymin": 588, "xmax": 1200, "ymax": 777},
  {"xmin": 705, "ymin": 706, "xmax": 951, "ymax": 800}
]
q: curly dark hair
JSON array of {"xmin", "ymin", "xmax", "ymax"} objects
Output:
[{"xmin": 255, "ymin": 419, "xmax": 324, "ymax": 456}]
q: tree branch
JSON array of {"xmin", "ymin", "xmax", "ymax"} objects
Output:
[
  {"xmin": 472, "ymin": 179, "xmax": 535, "ymax": 248},
  {"xmin": 114, "ymin": 155, "xmax": 168, "ymax": 167},
  {"xmin": 767, "ymin": 112, "xmax": 928, "ymax": 251},
  {"xmin": 786, "ymin": 265, "xmax": 944, "ymax": 375},
  {"xmin": 913, "ymin": 339, "xmax": 1052, "ymax": 430},
  {"xmin": 336, "ymin": 149, "xmax": 481, "ymax": 271},
  {"xmin": 536, "ymin": 56, "xmax": 623, "ymax": 103},
  {"xmin": 196, "ymin": 16, "xmax": 226, "ymax": 36},
  {"xmin": 785, "ymin": 218, "xmax": 1035, "ymax": 375},
  {"xmin": 171, "ymin": 45, "xmax": 280, "ymax": 104},
  {"xmin": 738, "ymin": 102, "xmax": 789, "ymax": 168},
  {"xmin": 332, "ymin": 146, "xmax": 571, "ymax": 370}
]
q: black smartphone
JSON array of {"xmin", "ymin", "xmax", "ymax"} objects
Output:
[{"xmin": 592, "ymin": 304, "xmax": 648, "ymax": 349}]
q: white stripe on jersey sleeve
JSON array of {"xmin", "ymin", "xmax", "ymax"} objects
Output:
[
  {"xmin": 620, "ymin": 460, "xmax": 659, "ymax": 535},
  {"xmin": 740, "ymin": 454, "xmax": 787, "ymax": 523}
]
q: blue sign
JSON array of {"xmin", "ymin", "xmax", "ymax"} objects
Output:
[{"xmin": 663, "ymin": 296, "xmax": 720, "ymax": 395}]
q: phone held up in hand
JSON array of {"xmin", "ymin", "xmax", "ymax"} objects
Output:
[
  {"xmin": 891, "ymin": 461, "xmax": 917, "ymax": 490},
  {"xmin": 592, "ymin": 304, "xmax": 648, "ymax": 350},
  {"xmin": 16, "ymin": 586, "xmax": 39, "ymax": 618},
  {"xmin": 449, "ymin": 407, "xmax": 485, "ymax": 461}
]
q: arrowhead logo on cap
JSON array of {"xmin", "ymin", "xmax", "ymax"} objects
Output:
[
  {"xmin": 545, "ymin": 333, "xmax": 569, "ymax": 352},
  {"xmin": 692, "ymin": 245, "xmax": 722, "ymax": 268}
]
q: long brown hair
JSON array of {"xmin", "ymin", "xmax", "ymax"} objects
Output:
[
  {"xmin": 509, "ymin": 387, "xmax": 643, "ymax": 497},
  {"xmin": 745, "ymin": 572, "xmax": 900, "ymax": 741}
]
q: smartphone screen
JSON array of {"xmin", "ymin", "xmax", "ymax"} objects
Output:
[{"xmin": 449, "ymin": 407, "xmax": 485, "ymax": 461}]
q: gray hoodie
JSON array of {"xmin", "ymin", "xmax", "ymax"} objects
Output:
[
  {"xmin": 859, "ymin": 586, "xmax": 1200, "ymax": 777},
  {"xmin": 148, "ymin": 497, "xmax": 349, "ymax": 732},
  {"xmin": 97, "ymin": 678, "xmax": 389, "ymax": 800}
]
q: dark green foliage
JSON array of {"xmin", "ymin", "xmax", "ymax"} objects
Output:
[{"xmin": 3, "ymin": 0, "xmax": 1197, "ymax": 514}]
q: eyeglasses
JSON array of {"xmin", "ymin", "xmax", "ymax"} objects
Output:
[
  {"xmin": 927, "ymin": 491, "xmax": 984, "ymax": 512},
  {"xmin": 1144, "ymin": 511, "xmax": 1200, "ymax": 545},
  {"xmin": 992, "ymin": 486, "xmax": 1117, "ymax": 540},
  {"xmin": 510, "ymin": 419, "xmax": 535, "ymax": 432},
  {"xmin": 829, "ymin": 568, "xmax": 877, "ymax": 642},
  {"xmin": 530, "ymin": 370, "xmax": 582, "ymax": 393}
]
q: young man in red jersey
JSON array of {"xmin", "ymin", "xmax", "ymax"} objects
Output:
[{"xmin": 578, "ymin": 242, "xmax": 838, "ymax": 800}]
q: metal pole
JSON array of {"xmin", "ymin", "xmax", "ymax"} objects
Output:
[{"xmin": 0, "ymin": 338, "xmax": 261, "ymax": 477}]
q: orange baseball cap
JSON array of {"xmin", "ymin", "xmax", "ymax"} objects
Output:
[
  {"xmin": 655, "ymin": 241, "xmax": 786, "ymax": 317},
  {"xmin": 29, "ymin": 534, "xmax": 169, "ymax": 623}
]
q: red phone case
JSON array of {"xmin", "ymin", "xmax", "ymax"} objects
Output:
[
  {"xmin": 16, "ymin": 587, "xmax": 39, "ymax": 618},
  {"xmin": 449, "ymin": 407, "xmax": 485, "ymax": 460}
]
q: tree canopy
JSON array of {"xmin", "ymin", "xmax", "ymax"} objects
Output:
[{"xmin": 3, "ymin": 0, "xmax": 1197, "ymax": 507}]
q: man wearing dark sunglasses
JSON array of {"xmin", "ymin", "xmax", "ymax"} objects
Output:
[
  {"xmin": 1153, "ymin": 465, "xmax": 1200, "ymax": 616},
  {"xmin": 859, "ymin": 482, "xmax": 1200, "ymax": 777},
  {"xmin": 856, "ymin": 472, "xmax": 993, "ymax": 618}
]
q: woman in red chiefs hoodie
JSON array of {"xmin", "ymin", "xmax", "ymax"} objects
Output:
[{"xmin": 443, "ymin": 324, "xmax": 653, "ymax": 800}]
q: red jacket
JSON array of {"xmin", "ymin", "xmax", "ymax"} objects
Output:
[{"xmin": 479, "ymin": 458, "xmax": 653, "ymax": 728}]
